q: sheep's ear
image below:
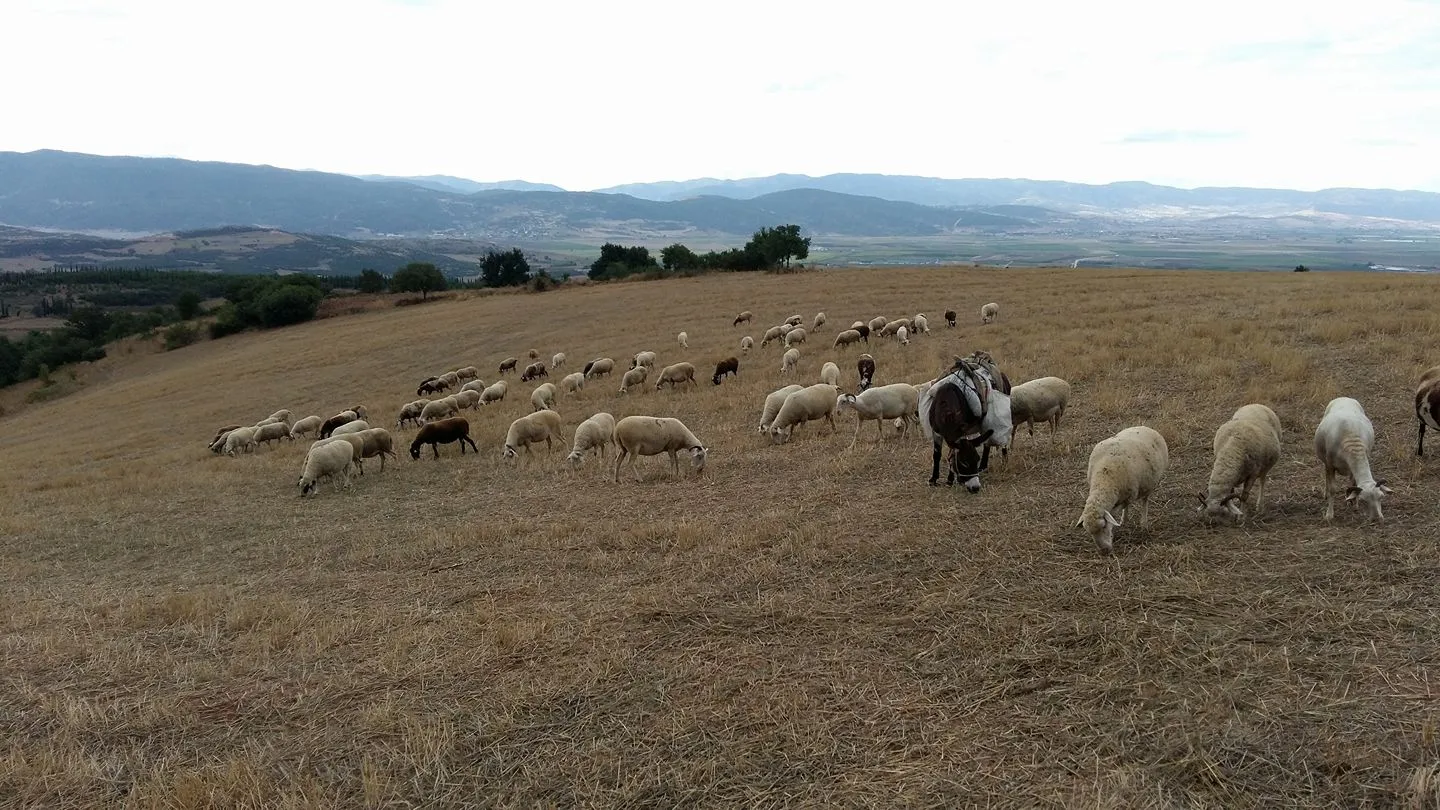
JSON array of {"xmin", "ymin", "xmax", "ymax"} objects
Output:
[
  {"xmin": 1104, "ymin": 510, "xmax": 1122, "ymax": 528},
  {"xmin": 1221, "ymin": 492, "xmax": 1241, "ymax": 504},
  {"xmin": 1345, "ymin": 486, "xmax": 1362, "ymax": 496},
  {"xmin": 1073, "ymin": 515, "xmax": 1085, "ymax": 529},
  {"xmin": 1378, "ymin": 483, "xmax": 1394, "ymax": 495}
]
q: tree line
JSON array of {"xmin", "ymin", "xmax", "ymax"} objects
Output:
[{"xmin": 588, "ymin": 224, "xmax": 810, "ymax": 281}]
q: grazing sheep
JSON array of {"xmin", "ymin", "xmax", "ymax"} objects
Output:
[
  {"xmin": 868, "ymin": 316, "xmax": 887, "ymax": 333},
  {"xmin": 781, "ymin": 315, "xmax": 801, "ymax": 327},
  {"xmin": 417, "ymin": 376, "xmax": 444, "ymax": 396},
  {"xmin": 781, "ymin": 347, "xmax": 801, "ymax": 376},
  {"xmin": 499, "ymin": 357, "xmax": 518, "ymax": 375},
  {"xmin": 820, "ymin": 361, "xmax": 840, "ymax": 387},
  {"xmin": 409, "ymin": 417, "xmax": 478, "ymax": 459},
  {"xmin": 567, "ymin": 412, "xmax": 616, "ymax": 468},
  {"xmin": 439, "ymin": 371, "xmax": 460, "ymax": 389},
  {"xmin": 562, "ymin": 371, "xmax": 586, "ymax": 396},
  {"xmin": 209, "ymin": 424, "xmax": 242, "ymax": 449},
  {"xmin": 733, "ymin": 310, "xmax": 753, "ymax": 327},
  {"xmin": 1199, "ymin": 403, "xmax": 1282, "ymax": 523},
  {"xmin": 896, "ymin": 325, "xmax": 909, "ymax": 345},
  {"xmin": 420, "ymin": 398, "xmax": 458, "ymax": 423},
  {"xmin": 857, "ymin": 354, "xmax": 876, "ymax": 392},
  {"xmin": 452, "ymin": 389, "xmax": 481, "ymax": 410},
  {"xmin": 253, "ymin": 421, "xmax": 291, "ymax": 448},
  {"xmin": 758, "ymin": 384, "xmax": 805, "ymax": 433},
  {"xmin": 531, "ymin": 382, "xmax": 558, "ymax": 412},
  {"xmin": 298, "ymin": 439, "xmax": 356, "ymax": 498},
  {"xmin": 319, "ymin": 412, "xmax": 354, "ymax": 439},
  {"xmin": 784, "ymin": 327, "xmax": 807, "ymax": 348},
  {"xmin": 1415, "ymin": 365, "xmax": 1440, "ymax": 456},
  {"xmin": 1008, "ymin": 377, "xmax": 1071, "ymax": 441},
  {"xmin": 760, "ymin": 325, "xmax": 785, "ymax": 348},
  {"xmin": 223, "ymin": 426, "xmax": 259, "ymax": 456},
  {"xmin": 350, "ymin": 405, "xmax": 368, "ymax": 421},
  {"xmin": 552, "ymin": 352, "xmax": 567, "ymax": 370},
  {"xmin": 981, "ymin": 302, "xmax": 1000, "ymax": 324},
  {"xmin": 833, "ymin": 329, "xmax": 863, "ymax": 349},
  {"xmin": 879, "ymin": 318, "xmax": 911, "ymax": 338},
  {"xmin": 779, "ymin": 324, "xmax": 796, "ymax": 336},
  {"xmin": 712, "ymin": 357, "xmax": 740, "ymax": 385},
  {"xmin": 944, "ymin": 310, "xmax": 957, "ymax": 328},
  {"xmin": 612, "ymin": 415, "xmax": 708, "ymax": 482},
  {"xmin": 912, "ymin": 313, "xmax": 929, "ymax": 334},
  {"xmin": 289, "ymin": 415, "xmax": 323, "ymax": 440},
  {"xmin": 396, "ymin": 401, "xmax": 428, "ymax": 429},
  {"xmin": 480, "ymin": 380, "xmax": 508, "ymax": 405},
  {"xmin": 503, "ymin": 409, "xmax": 565, "ymax": 465},
  {"xmin": 460, "ymin": 379, "xmax": 487, "ymax": 394},
  {"xmin": 812, "ymin": 311, "xmax": 827, "ymax": 331},
  {"xmin": 677, "ymin": 331, "xmax": 689, "ymax": 349},
  {"xmin": 740, "ymin": 335, "xmax": 754, "ymax": 354},
  {"xmin": 631, "ymin": 351, "xmax": 657, "ymax": 370},
  {"xmin": 354, "ymin": 428, "xmax": 399, "ymax": 471},
  {"xmin": 619, "ymin": 365, "xmax": 649, "ymax": 394},
  {"xmin": 1074, "ymin": 426, "xmax": 1169, "ymax": 555},
  {"xmin": 655, "ymin": 362, "xmax": 697, "ymax": 390},
  {"xmin": 855, "ymin": 324, "xmax": 870, "ymax": 343},
  {"xmin": 523, "ymin": 349, "xmax": 537, "ymax": 361},
  {"xmin": 456, "ymin": 366, "xmax": 480, "ymax": 382},
  {"xmin": 1315, "ymin": 396, "xmax": 1392, "ymax": 521},
  {"xmin": 585, "ymin": 358, "xmax": 615, "ymax": 379},
  {"xmin": 521, "ymin": 361, "xmax": 549, "ymax": 382},
  {"xmin": 330, "ymin": 419, "xmax": 370, "ymax": 437},
  {"xmin": 769, "ymin": 383, "xmax": 839, "ymax": 443},
  {"xmin": 837, "ymin": 383, "xmax": 920, "ymax": 447}
]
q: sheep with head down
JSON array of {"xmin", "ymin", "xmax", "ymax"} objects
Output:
[
  {"xmin": 299, "ymin": 439, "xmax": 356, "ymax": 498},
  {"xmin": 612, "ymin": 415, "xmax": 707, "ymax": 482},
  {"xmin": 567, "ymin": 412, "xmax": 616, "ymax": 469},
  {"xmin": 769, "ymin": 383, "xmax": 839, "ymax": 444},
  {"xmin": 289, "ymin": 415, "xmax": 323, "ymax": 440},
  {"xmin": 503, "ymin": 409, "xmax": 565, "ymax": 466},
  {"xmin": 531, "ymin": 382, "xmax": 558, "ymax": 412},
  {"xmin": 758, "ymin": 384, "xmax": 804, "ymax": 434}
]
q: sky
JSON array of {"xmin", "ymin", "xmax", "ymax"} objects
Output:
[{"xmin": 5, "ymin": 0, "xmax": 1439, "ymax": 192}]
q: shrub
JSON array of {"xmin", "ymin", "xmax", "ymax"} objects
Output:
[
  {"xmin": 257, "ymin": 284, "xmax": 324, "ymax": 328},
  {"xmin": 163, "ymin": 322, "xmax": 200, "ymax": 351}
]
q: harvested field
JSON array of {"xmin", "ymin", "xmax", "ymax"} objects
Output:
[{"xmin": 2, "ymin": 266, "xmax": 1439, "ymax": 808}]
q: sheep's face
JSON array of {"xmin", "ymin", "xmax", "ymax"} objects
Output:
[
  {"xmin": 409, "ymin": 445, "xmax": 422, "ymax": 460},
  {"xmin": 1076, "ymin": 510, "xmax": 1122, "ymax": 554},
  {"xmin": 837, "ymin": 395, "xmax": 856, "ymax": 413},
  {"xmin": 1346, "ymin": 482, "xmax": 1392, "ymax": 520},
  {"xmin": 1198, "ymin": 492, "xmax": 1244, "ymax": 523},
  {"xmin": 298, "ymin": 476, "xmax": 317, "ymax": 497},
  {"xmin": 690, "ymin": 446, "xmax": 708, "ymax": 473},
  {"xmin": 502, "ymin": 445, "xmax": 518, "ymax": 460},
  {"xmin": 769, "ymin": 426, "xmax": 791, "ymax": 444},
  {"xmin": 567, "ymin": 451, "xmax": 584, "ymax": 467}
]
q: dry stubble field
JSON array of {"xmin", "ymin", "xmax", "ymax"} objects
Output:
[{"xmin": 2, "ymin": 266, "xmax": 1439, "ymax": 808}]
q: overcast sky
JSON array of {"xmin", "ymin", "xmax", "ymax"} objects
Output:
[{"xmin": 6, "ymin": 0, "xmax": 1438, "ymax": 192}]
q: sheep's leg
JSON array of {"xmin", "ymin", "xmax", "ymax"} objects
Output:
[
  {"xmin": 875, "ymin": 417, "xmax": 884, "ymax": 441},
  {"xmin": 825, "ymin": 412, "xmax": 835, "ymax": 433},
  {"xmin": 929, "ymin": 442, "xmax": 942, "ymax": 486},
  {"xmin": 1322, "ymin": 467, "xmax": 1335, "ymax": 521},
  {"xmin": 849, "ymin": 420, "xmax": 862, "ymax": 450},
  {"xmin": 432, "ymin": 443, "xmax": 440, "ymax": 459},
  {"xmin": 669, "ymin": 450, "xmax": 680, "ymax": 479},
  {"xmin": 613, "ymin": 449, "xmax": 627, "ymax": 483},
  {"xmin": 1419, "ymin": 420, "xmax": 1427, "ymax": 457},
  {"xmin": 632, "ymin": 453, "xmax": 644, "ymax": 483},
  {"xmin": 1138, "ymin": 497, "xmax": 1150, "ymax": 528},
  {"xmin": 1253, "ymin": 475, "xmax": 1265, "ymax": 514}
]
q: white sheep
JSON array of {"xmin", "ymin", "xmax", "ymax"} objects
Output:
[
  {"xmin": 619, "ymin": 365, "xmax": 649, "ymax": 394},
  {"xmin": 439, "ymin": 371, "xmax": 460, "ymax": 389},
  {"xmin": 896, "ymin": 325, "xmax": 909, "ymax": 345},
  {"xmin": 562, "ymin": 371, "xmax": 586, "ymax": 396},
  {"xmin": 1314, "ymin": 396, "xmax": 1392, "ymax": 521},
  {"xmin": 460, "ymin": 379, "xmax": 487, "ymax": 394},
  {"xmin": 456, "ymin": 366, "xmax": 480, "ymax": 382},
  {"xmin": 531, "ymin": 382, "xmax": 557, "ymax": 412},
  {"xmin": 503, "ymin": 409, "xmax": 565, "ymax": 466},
  {"xmin": 837, "ymin": 383, "xmax": 920, "ymax": 447},
  {"xmin": 850, "ymin": 320, "xmax": 866, "ymax": 331},
  {"xmin": 784, "ymin": 327, "xmax": 807, "ymax": 347},
  {"xmin": 784, "ymin": 315, "xmax": 804, "ymax": 327},
  {"xmin": 632, "ymin": 351, "xmax": 657, "ymax": 369},
  {"xmin": 741, "ymin": 335, "xmax": 754, "ymax": 354},
  {"xmin": 612, "ymin": 415, "xmax": 708, "ymax": 482},
  {"xmin": 1199, "ymin": 403, "xmax": 1281, "ymax": 523},
  {"xmin": 480, "ymin": 380, "xmax": 508, "ymax": 405},
  {"xmin": 812, "ymin": 311, "xmax": 827, "ymax": 331},
  {"xmin": 832, "ymin": 329, "xmax": 862, "ymax": 349},
  {"xmin": 981, "ymin": 302, "xmax": 1000, "ymax": 324},
  {"xmin": 778, "ymin": 323, "xmax": 796, "ymax": 336},
  {"xmin": 585, "ymin": 358, "xmax": 615, "ymax": 379},
  {"xmin": 551, "ymin": 352, "xmax": 566, "ymax": 369},
  {"xmin": 820, "ymin": 361, "xmax": 840, "ymax": 387},
  {"xmin": 677, "ymin": 331, "xmax": 689, "ymax": 349},
  {"xmin": 421, "ymin": 399, "xmax": 458, "ymax": 423},
  {"xmin": 769, "ymin": 383, "xmax": 839, "ymax": 444},
  {"xmin": 654, "ymin": 362, "xmax": 696, "ymax": 390},
  {"xmin": 223, "ymin": 426, "xmax": 259, "ymax": 456},
  {"xmin": 1074, "ymin": 426, "xmax": 1169, "ymax": 554},
  {"xmin": 330, "ymin": 419, "xmax": 370, "ymax": 437},
  {"xmin": 1009, "ymin": 377, "xmax": 1071, "ymax": 441},
  {"xmin": 760, "ymin": 325, "xmax": 785, "ymax": 348},
  {"xmin": 781, "ymin": 347, "xmax": 801, "ymax": 376},
  {"xmin": 323, "ymin": 428, "xmax": 400, "ymax": 474},
  {"xmin": 912, "ymin": 313, "xmax": 929, "ymax": 334},
  {"xmin": 289, "ymin": 415, "xmax": 323, "ymax": 440},
  {"xmin": 298, "ymin": 439, "xmax": 356, "ymax": 498},
  {"xmin": 253, "ymin": 421, "xmax": 291, "ymax": 448},
  {"xmin": 758, "ymin": 384, "xmax": 805, "ymax": 434},
  {"xmin": 733, "ymin": 310, "xmax": 753, "ymax": 327},
  {"xmin": 868, "ymin": 316, "xmax": 887, "ymax": 333},
  {"xmin": 452, "ymin": 389, "xmax": 481, "ymax": 410},
  {"xmin": 566, "ymin": 411, "xmax": 616, "ymax": 468}
]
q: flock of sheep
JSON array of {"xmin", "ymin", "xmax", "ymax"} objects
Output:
[{"xmin": 204, "ymin": 299, "xmax": 1440, "ymax": 555}]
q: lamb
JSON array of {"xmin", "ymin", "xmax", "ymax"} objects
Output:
[
  {"xmin": 857, "ymin": 354, "xmax": 876, "ymax": 391},
  {"xmin": 1314, "ymin": 396, "xmax": 1392, "ymax": 521},
  {"xmin": 1199, "ymin": 403, "xmax": 1281, "ymax": 523},
  {"xmin": 289, "ymin": 415, "xmax": 323, "ymax": 439},
  {"xmin": 253, "ymin": 421, "xmax": 291, "ymax": 448},
  {"xmin": 396, "ymin": 401, "xmax": 428, "ymax": 429},
  {"xmin": 944, "ymin": 310, "xmax": 957, "ymax": 328},
  {"xmin": 551, "ymin": 352, "xmax": 567, "ymax": 370},
  {"xmin": 1074, "ymin": 426, "xmax": 1169, "ymax": 554},
  {"xmin": 733, "ymin": 310, "xmax": 753, "ymax": 327},
  {"xmin": 585, "ymin": 357, "xmax": 615, "ymax": 379},
  {"xmin": 784, "ymin": 327, "xmax": 807, "ymax": 347},
  {"xmin": 223, "ymin": 426, "xmax": 259, "ymax": 456},
  {"xmin": 820, "ymin": 361, "xmax": 840, "ymax": 387},
  {"xmin": 409, "ymin": 417, "xmax": 478, "ymax": 459},
  {"xmin": 1008, "ymin": 377, "xmax": 1071, "ymax": 441},
  {"xmin": 562, "ymin": 371, "xmax": 586, "ymax": 396},
  {"xmin": 781, "ymin": 347, "xmax": 801, "ymax": 376},
  {"xmin": 655, "ymin": 362, "xmax": 697, "ymax": 390},
  {"xmin": 712, "ymin": 357, "xmax": 739, "ymax": 386},
  {"xmin": 757, "ymin": 384, "xmax": 805, "ymax": 433},
  {"xmin": 677, "ymin": 331, "xmax": 689, "ymax": 349},
  {"xmin": 631, "ymin": 351, "xmax": 657, "ymax": 369},
  {"xmin": 760, "ymin": 325, "xmax": 785, "ymax": 348},
  {"xmin": 833, "ymin": 329, "xmax": 862, "ymax": 349},
  {"xmin": 521, "ymin": 361, "xmax": 549, "ymax": 382},
  {"xmin": 912, "ymin": 313, "xmax": 929, "ymax": 334},
  {"xmin": 567, "ymin": 412, "xmax": 616, "ymax": 468},
  {"xmin": 769, "ymin": 383, "xmax": 839, "ymax": 444},
  {"xmin": 480, "ymin": 380, "xmax": 508, "ymax": 405},
  {"xmin": 837, "ymin": 383, "xmax": 920, "ymax": 447},
  {"xmin": 868, "ymin": 316, "xmax": 887, "ymax": 333},
  {"xmin": 298, "ymin": 439, "xmax": 356, "ymax": 498},
  {"xmin": 784, "ymin": 314, "xmax": 804, "ymax": 327},
  {"xmin": 499, "ymin": 357, "xmax": 518, "ymax": 375},
  {"xmin": 896, "ymin": 325, "xmax": 909, "ymax": 345},
  {"xmin": 812, "ymin": 311, "xmax": 827, "ymax": 331},
  {"xmin": 503, "ymin": 409, "xmax": 565, "ymax": 465},
  {"xmin": 618, "ymin": 365, "xmax": 649, "ymax": 394},
  {"xmin": 330, "ymin": 419, "xmax": 371, "ymax": 437},
  {"xmin": 420, "ymin": 398, "xmax": 459, "ymax": 423},
  {"xmin": 981, "ymin": 302, "xmax": 1000, "ymax": 324},
  {"xmin": 740, "ymin": 336, "xmax": 754, "ymax": 354},
  {"xmin": 531, "ymin": 382, "xmax": 557, "ymax": 412},
  {"xmin": 1415, "ymin": 365, "xmax": 1440, "ymax": 456},
  {"xmin": 612, "ymin": 415, "xmax": 708, "ymax": 482},
  {"xmin": 456, "ymin": 366, "xmax": 480, "ymax": 382}
]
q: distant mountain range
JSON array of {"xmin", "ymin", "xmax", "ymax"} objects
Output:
[{"xmin": 1, "ymin": 150, "xmax": 1437, "ymax": 245}]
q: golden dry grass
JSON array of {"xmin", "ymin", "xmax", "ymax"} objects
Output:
[{"xmin": 3, "ymin": 266, "xmax": 1440, "ymax": 808}]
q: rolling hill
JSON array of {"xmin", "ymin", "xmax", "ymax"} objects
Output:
[{"xmin": 356, "ymin": 174, "xmax": 566, "ymax": 194}]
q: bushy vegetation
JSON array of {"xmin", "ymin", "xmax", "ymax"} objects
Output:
[
  {"xmin": 590, "ymin": 224, "xmax": 811, "ymax": 281},
  {"xmin": 0, "ymin": 304, "xmax": 175, "ymax": 386},
  {"xmin": 208, "ymin": 275, "xmax": 326, "ymax": 338}
]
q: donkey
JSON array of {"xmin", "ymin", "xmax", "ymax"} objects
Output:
[{"xmin": 919, "ymin": 352, "xmax": 1014, "ymax": 493}]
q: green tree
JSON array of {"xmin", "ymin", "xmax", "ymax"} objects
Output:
[
  {"xmin": 661, "ymin": 243, "xmax": 700, "ymax": 272},
  {"xmin": 175, "ymin": 289, "xmax": 203, "ymax": 320},
  {"xmin": 391, "ymin": 262, "xmax": 447, "ymax": 298},
  {"xmin": 746, "ymin": 224, "xmax": 810, "ymax": 269},
  {"xmin": 481, "ymin": 248, "xmax": 531, "ymax": 287},
  {"xmin": 588, "ymin": 243, "xmax": 659, "ymax": 280},
  {"xmin": 257, "ymin": 284, "xmax": 324, "ymax": 328},
  {"xmin": 357, "ymin": 269, "xmax": 388, "ymax": 293},
  {"xmin": 64, "ymin": 306, "xmax": 112, "ymax": 342}
]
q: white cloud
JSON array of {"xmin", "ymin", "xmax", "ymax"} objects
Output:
[{"xmin": 4, "ymin": 0, "xmax": 1438, "ymax": 191}]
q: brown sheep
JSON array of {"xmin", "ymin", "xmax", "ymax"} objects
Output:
[
  {"xmin": 944, "ymin": 310, "xmax": 957, "ymax": 328},
  {"xmin": 1417, "ymin": 365, "xmax": 1440, "ymax": 456},
  {"xmin": 409, "ymin": 417, "xmax": 479, "ymax": 460},
  {"xmin": 712, "ymin": 357, "xmax": 740, "ymax": 385},
  {"xmin": 499, "ymin": 357, "xmax": 518, "ymax": 375},
  {"xmin": 521, "ymin": 361, "xmax": 549, "ymax": 382},
  {"xmin": 417, "ymin": 377, "xmax": 449, "ymax": 396}
]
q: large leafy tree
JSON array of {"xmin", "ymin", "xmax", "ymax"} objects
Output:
[
  {"xmin": 660, "ymin": 243, "xmax": 700, "ymax": 272},
  {"xmin": 391, "ymin": 262, "xmax": 447, "ymax": 298},
  {"xmin": 357, "ymin": 269, "xmax": 388, "ymax": 293},
  {"xmin": 746, "ymin": 224, "xmax": 810, "ymax": 269},
  {"xmin": 481, "ymin": 248, "xmax": 531, "ymax": 287}
]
